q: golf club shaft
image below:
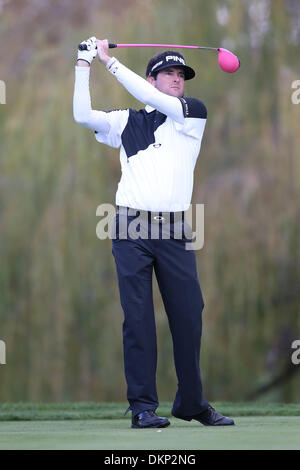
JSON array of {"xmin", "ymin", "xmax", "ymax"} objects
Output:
[
  {"xmin": 109, "ymin": 44, "xmax": 218, "ymax": 51},
  {"xmin": 78, "ymin": 42, "xmax": 218, "ymax": 51}
]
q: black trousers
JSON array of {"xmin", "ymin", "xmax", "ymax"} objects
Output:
[{"xmin": 111, "ymin": 208, "xmax": 208, "ymax": 419}]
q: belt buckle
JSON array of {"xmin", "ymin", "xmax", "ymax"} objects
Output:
[{"xmin": 153, "ymin": 215, "xmax": 165, "ymax": 223}]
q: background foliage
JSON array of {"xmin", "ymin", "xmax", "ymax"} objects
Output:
[{"xmin": 0, "ymin": 0, "xmax": 299, "ymax": 403}]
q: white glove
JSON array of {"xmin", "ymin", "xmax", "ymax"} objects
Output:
[{"xmin": 77, "ymin": 36, "xmax": 97, "ymax": 64}]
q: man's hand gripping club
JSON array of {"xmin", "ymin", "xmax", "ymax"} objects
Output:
[{"xmin": 77, "ymin": 37, "xmax": 111, "ymax": 67}]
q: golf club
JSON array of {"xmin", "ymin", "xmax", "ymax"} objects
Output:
[{"xmin": 78, "ymin": 42, "xmax": 240, "ymax": 73}]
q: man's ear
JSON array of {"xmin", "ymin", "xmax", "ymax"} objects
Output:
[{"xmin": 147, "ymin": 75, "xmax": 156, "ymax": 86}]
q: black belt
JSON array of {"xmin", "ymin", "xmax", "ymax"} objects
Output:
[{"xmin": 117, "ymin": 206, "xmax": 185, "ymax": 224}]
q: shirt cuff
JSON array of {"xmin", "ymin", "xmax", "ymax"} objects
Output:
[{"xmin": 106, "ymin": 57, "xmax": 120, "ymax": 74}]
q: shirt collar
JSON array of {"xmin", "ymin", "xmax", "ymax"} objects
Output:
[{"xmin": 145, "ymin": 105, "xmax": 155, "ymax": 113}]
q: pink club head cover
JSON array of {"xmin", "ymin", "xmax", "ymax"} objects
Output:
[{"xmin": 218, "ymin": 48, "xmax": 240, "ymax": 73}]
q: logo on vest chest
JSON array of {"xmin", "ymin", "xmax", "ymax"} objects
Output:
[{"xmin": 153, "ymin": 143, "xmax": 161, "ymax": 148}]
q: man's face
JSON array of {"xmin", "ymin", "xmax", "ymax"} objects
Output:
[{"xmin": 147, "ymin": 67, "xmax": 185, "ymax": 98}]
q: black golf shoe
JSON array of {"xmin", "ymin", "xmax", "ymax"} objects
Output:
[
  {"xmin": 192, "ymin": 405, "xmax": 235, "ymax": 426},
  {"xmin": 131, "ymin": 410, "xmax": 170, "ymax": 429}
]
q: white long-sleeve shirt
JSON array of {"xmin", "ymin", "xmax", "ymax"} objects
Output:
[{"xmin": 73, "ymin": 58, "xmax": 207, "ymax": 212}]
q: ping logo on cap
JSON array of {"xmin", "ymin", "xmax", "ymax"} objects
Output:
[
  {"xmin": 166, "ymin": 55, "xmax": 185, "ymax": 65},
  {"xmin": 151, "ymin": 54, "xmax": 186, "ymax": 74}
]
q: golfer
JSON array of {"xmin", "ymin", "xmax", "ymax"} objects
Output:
[{"xmin": 73, "ymin": 37, "xmax": 234, "ymax": 428}]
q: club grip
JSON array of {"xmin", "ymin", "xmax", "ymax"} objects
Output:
[{"xmin": 78, "ymin": 43, "xmax": 117, "ymax": 51}]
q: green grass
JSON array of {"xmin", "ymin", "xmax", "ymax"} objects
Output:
[
  {"xmin": 0, "ymin": 417, "xmax": 299, "ymax": 450},
  {"xmin": 0, "ymin": 403, "xmax": 299, "ymax": 449},
  {"xmin": 0, "ymin": 401, "xmax": 299, "ymax": 421}
]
